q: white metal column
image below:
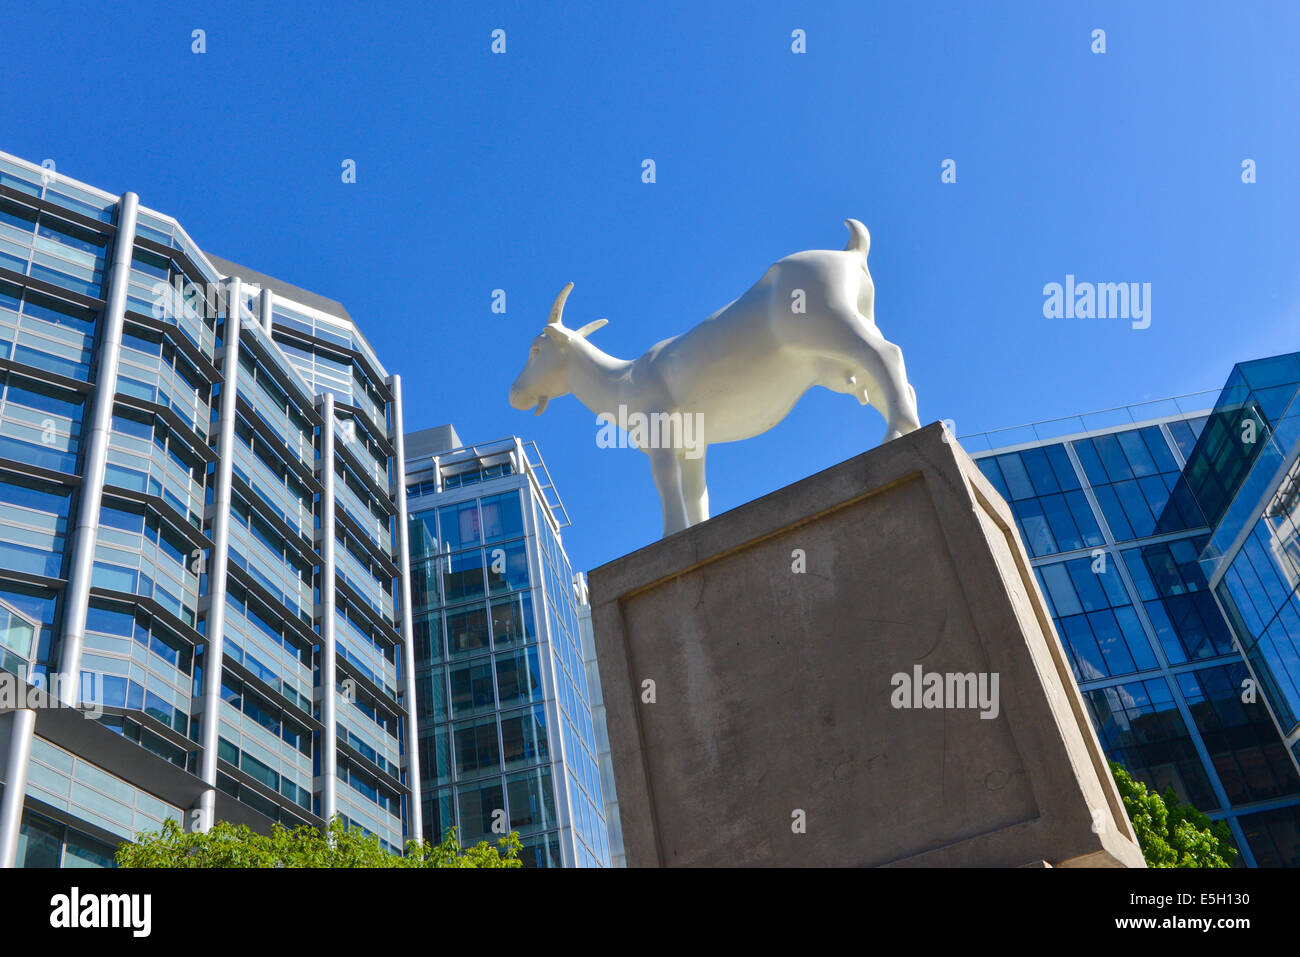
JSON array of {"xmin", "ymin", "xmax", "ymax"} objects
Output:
[
  {"xmin": 388, "ymin": 374, "xmax": 423, "ymax": 842},
  {"xmin": 54, "ymin": 191, "xmax": 139, "ymax": 706},
  {"xmin": 195, "ymin": 277, "xmax": 243, "ymax": 831},
  {"xmin": 259, "ymin": 286, "xmax": 274, "ymax": 334},
  {"xmin": 0, "ymin": 709, "xmax": 37, "ymax": 867},
  {"xmin": 319, "ymin": 394, "xmax": 339, "ymax": 821}
]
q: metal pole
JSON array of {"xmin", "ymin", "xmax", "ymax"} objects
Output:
[
  {"xmin": 196, "ymin": 277, "xmax": 243, "ymax": 831},
  {"xmin": 0, "ymin": 709, "xmax": 37, "ymax": 867},
  {"xmin": 260, "ymin": 286, "xmax": 274, "ymax": 334},
  {"xmin": 55, "ymin": 191, "xmax": 139, "ymax": 706},
  {"xmin": 319, "ymin": 394, "xmax": 339, "ymax": 822},
  {"xmin": 388, "ymin": 374, "xmax": 423, "ymax": 843}
]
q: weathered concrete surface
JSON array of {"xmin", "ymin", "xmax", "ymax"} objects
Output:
[{"xmin": 588, "ymin": 423, "xmax": 1145, "ymax": 868}]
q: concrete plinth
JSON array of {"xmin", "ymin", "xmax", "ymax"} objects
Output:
[{"xmin": 588, "ymin": 423, "xmax": 1145, "ymax": 868}]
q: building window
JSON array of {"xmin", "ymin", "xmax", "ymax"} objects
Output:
[
  {"xmin": 0, "ymin": 473, "xmax": 72, "ymax": 578},
  {"xmin": 1122, "ymin": 536, "xmax": 1236, "ymax": 664},
  {"xmin": 1240, "ymin": 805, "xmax": 1300, "ymax": 867},
  {"xmin": 1178, "ymin": 663, "xmax": 1300, "ymax": 806},
  {"xmin": 1085, "ymin": 677, "xmax": 1219, "ymax": 812},
  {"xmin": 976, "ymin": 444, "xmax": 1102, "ymax": 557},
  {"xmin": 1071, "ymin": 426, "xmax": 1204, "ymax": 541}
]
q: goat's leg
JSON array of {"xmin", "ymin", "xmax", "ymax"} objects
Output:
[
  {"xmin": 859, "ymin": 326, "xmax": 921, "ymax": 440},
  {"xmin": 797, "ymin": 319, "xmax": 921, "ymax": 443},
  {"xmin": 648, "ymin": 447, "xmax": 689, "ymax": 536},
  {"xmin": 677, "ymin": 449, "xmax": 709, "ymax": 527}
]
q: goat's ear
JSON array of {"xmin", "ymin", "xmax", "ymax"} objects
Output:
[
  {"xmin": 542, "ymin": 324, "xmax": 568, "ymax": 341},
  {"xmin": 574, "ymin": 318, "xmax": 608, "ymax": 339}
]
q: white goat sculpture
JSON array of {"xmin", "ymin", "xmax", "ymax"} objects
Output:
[{"xmin": 508, "ymin": 219, "xmax": 921, "ymax": 537}]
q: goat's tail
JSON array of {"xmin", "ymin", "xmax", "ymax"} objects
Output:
[{"xmin": 843, "ymin": 218, "xmax": 870, "ymax": 260}]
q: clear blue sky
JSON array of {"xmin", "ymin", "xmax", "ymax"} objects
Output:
[{"xmin": 3, "ymin": 1, "xmax": 1297, "ymax": 574}]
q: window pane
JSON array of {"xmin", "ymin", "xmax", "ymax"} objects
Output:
[{"xmin": 17, "ymin": 811, "xmax": 62, "ymax": 867}]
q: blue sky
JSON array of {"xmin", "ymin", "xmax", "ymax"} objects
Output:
[{"xmin": 3, "ymin": 1, "xmax": 1297, "ymax": 574}]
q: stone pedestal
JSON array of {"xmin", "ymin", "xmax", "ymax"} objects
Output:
[{"xmin": 588, "ymin": 423, "xmax": 1145, "ymax": 867}]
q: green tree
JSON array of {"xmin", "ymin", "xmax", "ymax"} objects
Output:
[
  {"xmin": 116, "ymin": 816, "xmax": 522, "ymax": 868},
  {"xmin": 1110, "ymin": 761, "xmax": 1235, "ymax": 868}
]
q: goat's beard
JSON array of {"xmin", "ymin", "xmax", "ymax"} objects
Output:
[{"xmin": 535, "ymin": 396, "xmax": 549, "ymax": 416}]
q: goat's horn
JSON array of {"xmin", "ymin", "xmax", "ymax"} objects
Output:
[{"xmin": 548, "ymin": 282, "xmax": 574, "ymax": 326}]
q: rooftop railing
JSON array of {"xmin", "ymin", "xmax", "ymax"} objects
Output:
[{"xmin": 959, "ymin": 391, "xmax": 1218, "ymax": 455}]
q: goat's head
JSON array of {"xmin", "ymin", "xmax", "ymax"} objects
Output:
[{"xmin": 508, "ymin": 283, "xmax": 607, "ymax": 415}]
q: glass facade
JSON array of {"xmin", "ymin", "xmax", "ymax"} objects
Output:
[
  {"xmin": 407, "ymin": 432, "xmax": 615, "ymax": 867},
  {"xmin": 1182, "ymin": 354, "xmax": 1300, "ymax": 804},
  {"xmin": 0, "ymin": 149, "xmax": 420, "ymax": 866},
  {"xmin": 974, "ymin": 399, "xmax": 1300, "ymax": 866}
]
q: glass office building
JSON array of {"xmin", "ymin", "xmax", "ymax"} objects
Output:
[
  {"xmin": 0, "ymin": 149, "xmax": 422, "ymax": 867},
  {"xmin": 1180, "ymin": 354, "xmax": 1300, "ymax": 796},
  {"xmin": 405, "ymin": 426, "xmax": 616, "ymax": 867},
  {"xmin": 965, "ymin": 390, "xmax": 1300, "ymax": 866}
]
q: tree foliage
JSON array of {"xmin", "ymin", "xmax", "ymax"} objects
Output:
[
  {"xmin": 116, "ymin": 816, "xmax": 522, "ymax": 868},
  {"xmin": 1110, "ymin": 761, "xmax": 1235, "ymax": 868}
]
